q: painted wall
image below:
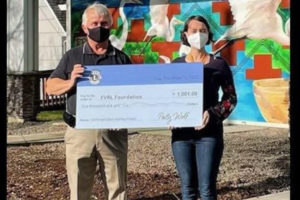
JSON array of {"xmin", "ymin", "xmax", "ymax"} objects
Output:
[
  {"xmin": 39, "ymin": 0, "xmax": 67, "ymax": 71},
  {"xmin": 71, "ymin": 0, "xmax": 290, "ymax": 125}
]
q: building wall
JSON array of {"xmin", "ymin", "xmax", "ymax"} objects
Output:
[
  {"xmin": 7, "ymin": 0, "xmax": 63, "ymax": 121},
  {"xmin": 7, "ymin": 0, "xmax": 25, "ymax": 73},
  {"xmin": 39, "ymin": 0, "xmax": 66, "ymax": 71}
]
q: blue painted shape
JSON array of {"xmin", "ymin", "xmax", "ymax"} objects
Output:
[
  {"xmin": 228, "ymin": 51, "xmax": 265, "ymax": 122},
  {"xmin": 124, "ymin": 5, "xmax": 149, "ymax": 19},
  {"xmin": 171, "ymin": 0, "xmax": 222, "ymax": 3}
]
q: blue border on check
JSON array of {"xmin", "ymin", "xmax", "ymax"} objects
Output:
[{"xmin": 77, "ymin": 63, "xmax": 203, "ymax": 86}]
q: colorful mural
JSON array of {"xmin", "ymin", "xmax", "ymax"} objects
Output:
[{"xmin": 71, "ymin": 0, "xmax": 290, "ymax": 124}]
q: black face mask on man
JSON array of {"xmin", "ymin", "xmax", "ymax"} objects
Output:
[{"xmin": 87, "ymin": 26, "xmax": 110, "ymax": 43}]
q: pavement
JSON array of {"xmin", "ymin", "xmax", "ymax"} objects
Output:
[
  {"xmin": 7, "ymin": 123, "xmax": 290, "ymax": 199},
  {"xmin": 243, "ymin": 191, "xmax": 290, "ymax": 200},
  {"xmin": 7, "ymin": 123, "xmax": 268, "ymax": 145}
]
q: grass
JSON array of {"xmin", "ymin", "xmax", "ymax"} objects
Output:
[{"xmin": 36, "ymin": 110, "xmax": 64, "ymax": 121}]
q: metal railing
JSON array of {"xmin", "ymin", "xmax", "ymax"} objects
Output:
[{"xmin": 38, "ymin": 70, "xmax": 66, "ymax": 111}]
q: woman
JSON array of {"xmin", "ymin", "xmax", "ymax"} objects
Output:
[{"xmin": 171, "ymin": 15, "xmax": 237, "ymax": 200}]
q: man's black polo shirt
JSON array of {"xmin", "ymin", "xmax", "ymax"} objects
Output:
[{"xmin": 50, "ymin": 41, "xmax": 132, "ymax": 116}]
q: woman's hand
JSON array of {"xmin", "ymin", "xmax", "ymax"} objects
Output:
[
  {"xmin": 168, "ymin": 110, "xmax": 210, "ymax": 131},
  {"xmin": 195, "ymin": 110, "xmax": 210, "ymax": 131}
]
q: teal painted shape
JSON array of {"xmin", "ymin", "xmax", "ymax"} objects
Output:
[
  {"xmin": 176, "ymin": 2, "xmax": 231, "ymax": 42},
  {"xmin": 179, "ymin": 2, "xmax": 212, "ymax": 19},
  {"xmin": 209, "ymin": 11, "xmax": 231, "ymax": 41},
  {"xmin": 228, "ymin": 51, "xmax": 265, "ymax": 122}
]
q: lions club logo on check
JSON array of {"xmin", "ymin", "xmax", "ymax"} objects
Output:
[{"xmin": 89, "ymin": 70, "xmax": 102, "ymax": 85}]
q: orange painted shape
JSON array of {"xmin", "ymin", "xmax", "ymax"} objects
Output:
[
  {"xmin": 246, "ymin": 54, "xmax": 282, "ymax": 80},
  {"xmin": 212, "ymin": 40, "xmax": 245, "ymax": 66},
  {"xmin": 167, "ymin": 3, "xmax": 181, "ymax": 21},
  {"xmin": 131, "ymin": 55, "xmax": 144, "ymax": 64},
  {"xmin": 158, "ymin": 57, "xmax": 167, "ymax": 63},
  {"xmin": 280, "ymin": 0, "xmax": 290, "ymax": 8},
  {"xmin": 152, "ymin": 42, "xmax": 181, "ymax": 61},
  {"xmin": 108, "ymin": 8, "xmax": 120, "ymax": 29},
  {"xmin": 127, "ymin": 19, "xmax": 147, "ymax": 42},
  {"xmin": 212, "ymin": 2, "xmax": 234, "ymax": 25},
  {"xmin": 282, "ymin": 45, "xmax": 290, "ymax": 49}
]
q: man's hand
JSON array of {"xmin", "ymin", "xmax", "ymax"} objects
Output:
[
  {"xmin": 46, "ymin": 64, "xmax": 84, "ymax": 96},
  {"xmin": 69, "ymin": 64, "xmax": 84, "ymax": 87},
  {"xmin": 195, "ymin": 110, "xmax": 210, "ymax": 131}
]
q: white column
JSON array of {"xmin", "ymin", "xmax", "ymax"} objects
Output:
[{"xmin": 24, "ymin": 0, "xmax": 39, "ymax": 72}]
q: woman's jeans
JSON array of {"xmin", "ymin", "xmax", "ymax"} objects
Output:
[{"xmin": 172, "ymin": 136, "xmax": 224, "ymax": 200}]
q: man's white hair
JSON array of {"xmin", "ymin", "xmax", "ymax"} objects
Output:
[{"xmin": 82, "ymin": 3, "xmax": 113, "ymax": 26}]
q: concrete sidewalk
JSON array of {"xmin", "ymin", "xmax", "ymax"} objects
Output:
[
  {"xmin": 243, "ymin": 191, "xmax": 289, "ymax": 200},
  {"xmin": 7, "ymin": 124, "xmax": 268, "ymax": 145},
  {"xmin": 7, "ymin": 131, "xmax": 65, "ymax": 145}
]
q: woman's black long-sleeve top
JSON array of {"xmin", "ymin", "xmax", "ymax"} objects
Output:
[{"xmin": 172, "ymin": 55, "xmax": 237, "ymax": 140}]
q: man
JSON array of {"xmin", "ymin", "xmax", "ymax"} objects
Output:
[{"xmin": 46, "ymin": 3, "xmax": 131, "ymax": 200}]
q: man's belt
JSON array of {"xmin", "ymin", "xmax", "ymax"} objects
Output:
[{"xmin": 63, "ymin": 111, "xmax": 76, "ymax": 128}]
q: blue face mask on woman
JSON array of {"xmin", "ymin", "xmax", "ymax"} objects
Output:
[{"xmin": 88, "ymin": 26, "xmax": 110, "ymax": 43}]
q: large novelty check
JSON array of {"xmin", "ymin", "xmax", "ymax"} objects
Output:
[{"xmin": 75, "ymin": 63, "xmax": 203, "ymax": 129}]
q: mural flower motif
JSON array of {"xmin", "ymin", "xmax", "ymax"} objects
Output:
[{"xmin": 223, "ymin": 100, "xmax": 231, "ymax": 110}]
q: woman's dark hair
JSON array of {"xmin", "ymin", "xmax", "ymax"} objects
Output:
[{"xmin": 180, "ymin": 15, "xmax": 214, "ymax": 46}]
